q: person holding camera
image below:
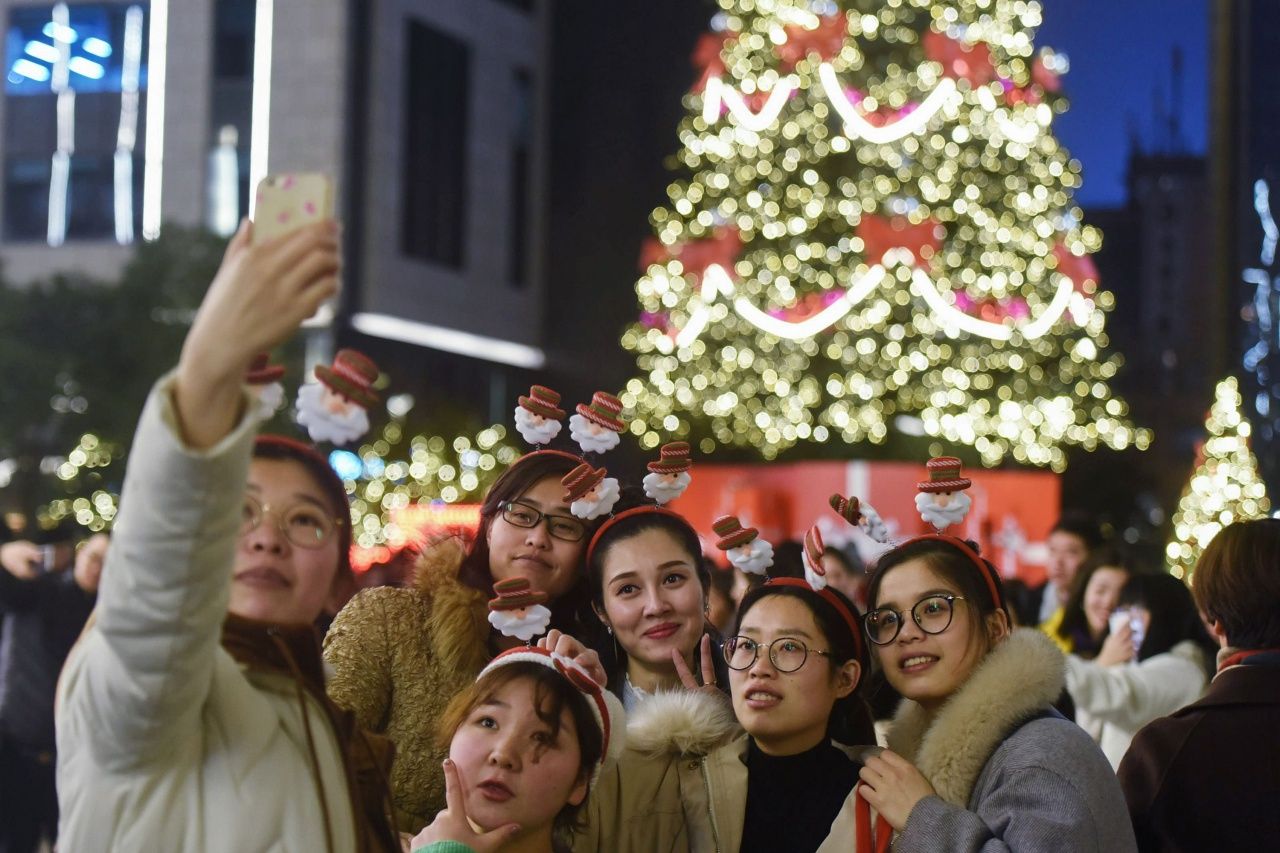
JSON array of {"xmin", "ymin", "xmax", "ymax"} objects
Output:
[{"xmin": 0, "ymin": 531, "xmax": 105, "ymax": 852}]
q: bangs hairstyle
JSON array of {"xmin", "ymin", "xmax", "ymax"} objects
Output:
[
  {"xmin": 1117, "ymin": 573, "xmax": 1216, "ymax": 676},
  {"xmin": 585, "ymin": 487, "xmax": 725, "ymax": 695},
  {"xmin": 456, "ymin": 451, "xmax": 590, "ymax": 625},
  {"xmin": 1193, "ymin": 517, "xmax": 1280, "ymax": 649},
  {"xmin": 252, "ymin": 436, "xmax": 352, "ymax": 580},
  {"xmin": 437, "ymin": 660, "xmax": 604, "ymax": 835},
  {"xmin": 734, "ymin": 583, "xmax": 874, "ymax": 745}
]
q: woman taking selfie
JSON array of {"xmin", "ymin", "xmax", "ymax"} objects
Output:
[
  {"xmin": 579, "ymin": 578, "xmax": 874, "ymax": 852},
  {"xmin": 1065, "ymin": 572, "xmax": 1215, "ymax": 768},
  {"xmin": 853, "ymin": 535, "xmax": 1136, "ymax": 851},
  {"xmin": 323, "ymin": 440, "xmax": 596, "ymax": 832}
]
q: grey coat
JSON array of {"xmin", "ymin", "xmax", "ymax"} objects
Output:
[{"xmin": 886, "ymin": 629, "xmax": 1138, "ymax": 852}]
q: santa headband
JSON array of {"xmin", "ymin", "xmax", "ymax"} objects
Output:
[
  {"xmin": 584, "ymin": 505, "xmax": 697, "ymax": 567},
  {"xmin": 478, "ymin": 646, "xmax": 625, "ymax": 786},
  {"xmin": 894, "ymin": 533, "xmax": 1006, "ymax": 613},
  {"xmin": 763, "ymin": 576, "xmax": 865, "ymax": 663}
]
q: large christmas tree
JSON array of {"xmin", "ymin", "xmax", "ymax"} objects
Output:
[
  {"xmin": 1166, "ymin": 376, "xmax": 1270, "ymax": 581},
  {"xmin": 621, "ymin": 0, "xmax": 1145, "ymax": 468}
]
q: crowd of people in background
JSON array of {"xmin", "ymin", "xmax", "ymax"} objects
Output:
[{"xmin": 0, "ymin": 223, "xmax": 1277, "ymax": 852}]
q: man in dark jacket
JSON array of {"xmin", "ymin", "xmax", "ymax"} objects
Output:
[
  {"xmin": 0, "ymin": 532, "xmax": 104, "ymax": 853},
  {"xmin": 1118, "ymin": 518, "xmax": 1280, "ymax": 852}
]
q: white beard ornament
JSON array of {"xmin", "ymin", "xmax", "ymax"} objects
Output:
[
  {"xmin": 562, "ymin": 462, "xmax": 620, "ymax": 521},
  {"xmin": 253, "ymin": 381, "xmax": 286, "ymax": 420},
  {"xmin": 514, "ymin": 385, "xmax": 565, "ymax": 446},
  {"xmin": 643, "ymin": 442, "xmax": 693, "ymax": 504},
  {"xmin": 294, "ymin": 349, "xmax": 380, "ymax": 446},
  {"xmin": 488, "ymin": 577, "xmax": 552, "ymax": 643},
  {"xmin": 296, "ymin": 381, "xmax": 372, "ymax": 445},
  {"xmin": 245, "ymin": 353, "xmax": 287, "ymax": 421},
  {"xmin": 915, "ymin": 455, "xmax": 974, "ymax": 532},
  {"xmin": 713, "ymin": 515, "xmax": 774, "ymax": 576},
  {"xmin": 570, "ymin": 391, "xmax": 626, "ymax": 455}
]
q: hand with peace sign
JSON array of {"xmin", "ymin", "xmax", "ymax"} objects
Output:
[
  {"xmin": 409, "ymin": 759, "xmax": 522, "ymax": 853},
  {"xmin": 672, "ymin": 633, "xmax": 722, "ymax": 696}
]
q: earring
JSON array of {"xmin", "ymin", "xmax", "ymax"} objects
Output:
[{"xmin": 606, "ymin": 625, "xmax": 613, "ymax": 635}]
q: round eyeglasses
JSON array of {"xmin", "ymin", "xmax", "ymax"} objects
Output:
[
  {"xmin": 722, "ymin": 636, "xmax": 832, "ymax": 673},
  {"xmin": 240, "ymin": 494, "xmax": 343, "ymax": 550},
  {"xmin": 864, "ymin": 594, "xmax": 966, "ymax": 645},
  {"xmin": 500, "ymin": 500, "xmax": 588, "ymax": 543}
]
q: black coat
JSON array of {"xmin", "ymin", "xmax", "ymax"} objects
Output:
[
  {"xmin": 1118, "ymin": 657, "xmax": 1280, "ymax": 852},
  {"xmin": 0, "ymin": 568, "xmax": 95, "ymax": 754}
]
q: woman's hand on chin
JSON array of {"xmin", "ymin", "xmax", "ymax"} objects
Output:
[
  {"xmin": 857, "ymin": 749, "xmax": 937, "ymax": 831},
  {"xmin": 410, "ymin": 760, "xmax": 521, "ymax": 853}
]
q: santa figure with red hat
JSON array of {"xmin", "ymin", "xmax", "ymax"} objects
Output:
[
  {"xmin": 294, "ymin": 349, "xmax": 379, "ymax": 445},
  {"xmin": 513, "ymin": 384, "xmax": 565, "ymax": 445},
  {"xmin": 562, "ymin": 462, "xmax": 620, "ymax": 521},
  {"xmin": 244, "ymin": 353, "xmax": 286, "ymax": 420},
  {"xmin": 642, "ymin": 442, "xmax": 693, "ymax": 504},
  {"xmin": 914, "ymin": 456, "xmax": 974, "ymax": 531},
  {"xmin": 486, "ymin": 577, "xmax": 553, "ymax": 642},
  {"xmin": 569, "ymin": 391, "xmax": 626, "ymax": 454},
  {"xmin": 713, "ymin": 515, "xmax": 774, "ymax": 576}
]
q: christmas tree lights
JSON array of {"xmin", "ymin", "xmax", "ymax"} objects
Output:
[
  {"xmin": 622, "ymin": 0, "xmax": 1147, "ymax": 469},
  {"xmin": 1166, "ymin": 377, "xmax": 1270, "ymax": 581}
]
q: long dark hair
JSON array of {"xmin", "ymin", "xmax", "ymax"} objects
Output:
[
  {"xmin": 734, "ymin": 583, "xmax": 875, "ymax": 746},
  {"xmin": 1119, "ymin": 573, "xmax": 1217, "ymax": 677},
  {"xmin": 584, "ymin": 488, "xmax": 727, "ymax": 696},
  {"xmin": 456, "ymin": 450, "xmax": 590, "ymax": 629},
  {"xmin": 1056, "ymin": 546, "xmax": 1141, "ymax": 658}
]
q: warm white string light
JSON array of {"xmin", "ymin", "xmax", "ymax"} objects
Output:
[
  {"xmin": 701, "ymin": 75, "xmax": 798, "ymax": 133},
  {"xmin": 818, "ymin": 64, "xmax": 958, "ymax": 144}
]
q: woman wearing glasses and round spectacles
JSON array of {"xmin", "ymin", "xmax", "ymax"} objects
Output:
[
  {"xmin": 851, "ymin": 535, "xmax": 1136, "ymax": 851},
  {"xmin": 324, "ymin": 447, "xmax": 600, "ymax": 833},
  {"xmin": 577, "ymin": 580, "xmax": 877, "ymax": 852}
]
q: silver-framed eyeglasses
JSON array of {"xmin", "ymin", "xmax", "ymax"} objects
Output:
[
  {"xmin": 722, "ymin": 636, "xmax": 832, "ymax": 673},
  {"xmin": 240, "ymin": 494, "xmax": 344, "ymax": 550},
  {"xmin": 864, "ymin": 594, "xmax": 966, "ymax": 645},
  {"xmin": 500, "ymin": 500, "xmax": 587, "ymax": 543}
]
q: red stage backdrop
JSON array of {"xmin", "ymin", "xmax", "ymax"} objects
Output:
[{"xmin": 669, "ymin": 461, "xmax": 1058, "ymax": 585}]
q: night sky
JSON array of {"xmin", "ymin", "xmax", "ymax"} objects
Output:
[{"xmin": 1036, "ymin": 0, "xmax": 1210, "ymax": 207}]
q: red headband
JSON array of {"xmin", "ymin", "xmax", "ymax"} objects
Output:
[
  {"xmin": 516, "ymin": 448, "xmax": 583, "ymax": 465},
  {"xmin": 898, "ymin": 533, "xmax": 1005, "ymax": 612},
  {"xmin": 763, "ymin": 577, "xmax": 865, "ymax": 663},
  {"xmin": 584, "ymin": 505, "xmax": 693, "ymax": 567}
]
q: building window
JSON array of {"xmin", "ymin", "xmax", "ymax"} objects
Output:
[
  {"xmin": 3, "ymin": 3, "xmax": 148, "ymax": 244},
  {"xmin": 401, "ymin": 19, "xmax": 469, "ymax": 268},
  {"xmin": 508, "ymin": 68, "xmax": 532, "ymax": 287}
]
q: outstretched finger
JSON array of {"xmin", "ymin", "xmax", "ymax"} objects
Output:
[
  {"xmin": 538, "ymin": 629, "xmax": 562, "ymax": 651},
  {"xmin": 700, "ymin": 634, "xmax": 716, "ymax": 686},
  {"xmin": 671, "ymin": 648, "xmax": 700, "ymax": 690},
  {"xmin": 441, "ymin": 758, "xmax": 467, "ymax": 823}
]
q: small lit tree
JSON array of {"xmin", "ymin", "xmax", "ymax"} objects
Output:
[{"xmin": 1166, "ymin": 376, "xmax": 1271, "ymax": 580}]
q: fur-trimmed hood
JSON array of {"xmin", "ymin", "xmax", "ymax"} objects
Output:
[
  {"xmin": 413, "ymin": 536, "xmax": 491, "ymax": 679},
  {"xmin": 625, "ymin": 688, "xmax": 741, "ymax": 758},
  {"xmin": 886, "ymin": 628, "xmax": 1065, "ymax": 807}
]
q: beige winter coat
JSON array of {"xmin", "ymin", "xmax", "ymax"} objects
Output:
[
  {"xmin": 577, "ymin": 690, "xmax": 866, "ymax": 853},
  {"xmin": 57, "ymin": 379, "xmax": 388, "ymax": 853},
  {"xmin": 323, "ymin": 538, "xmax": 491, "ymax": 832}
]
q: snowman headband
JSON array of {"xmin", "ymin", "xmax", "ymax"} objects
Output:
[{"xmin": 478, "ymin": 645, "xmax": 625, "ymax": 786}]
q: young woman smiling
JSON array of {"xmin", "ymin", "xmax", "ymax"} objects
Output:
[
  {"xmin": 584, "ymin": 496, "xmax": 728, "ymax": 709},
  {"xmin": 852, "ymin": 535, "xmax": 1136, "ymax": 851},
  {"xmin": 324, "ymin": 450, "xmax": 596, "ymax": 833},
  {"xmin": 577, "ymin": 579, "xmax": 875, "ymax": 853},
  {"xmin": 1048, "ymin": 546, "xmax": 1138, "ymax": 657}
]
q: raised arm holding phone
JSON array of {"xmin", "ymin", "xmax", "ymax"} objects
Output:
[{"xmin": 55, "ymin": 216, "xmax": 398, "ymax": 852}]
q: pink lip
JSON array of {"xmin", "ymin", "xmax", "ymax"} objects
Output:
[
  {"xmin": 477, "ymin": 779, "xmax": 513, "ymax": 802},
  {"xmin": 234, "ymin": 567, "xmax": 292, "ymax": 588},
  {"xmin": 898, "ymin": 655, "xmax": 939, "ymax": 674},
  {"xmin": 514, "ymin": 554, "xmax": 551, "ymax": 570},
  {"xmin": 643, "ymin": 622, "xmax": 680, "ymax": 640},
  {"xmin": 741, "ymin": 684, "xmax": 782, "ymax": 710}
]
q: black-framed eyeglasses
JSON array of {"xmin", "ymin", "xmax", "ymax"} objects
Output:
[
  {"xmin": 500, "ymin": 500, "xmax": 588, "ymax": 543},
  {"xmin": 722, "ymin": 636, "xmax": 832, "ymax": 673},
  {"xmin": 240, "ymin": 494, "xmax": 344, "ymax": 550},
  {"xmin": 864, "ymin": 594, "xmax": 966, "ymax": 645}
]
